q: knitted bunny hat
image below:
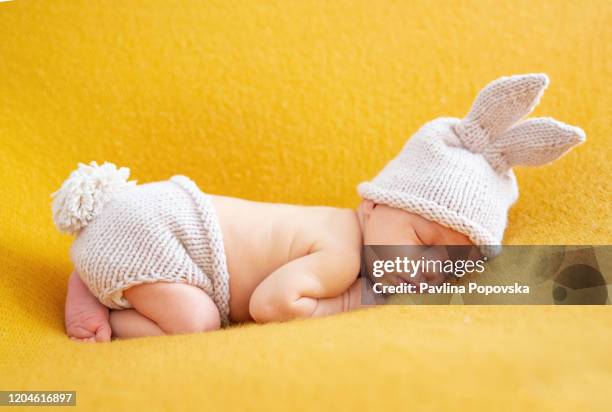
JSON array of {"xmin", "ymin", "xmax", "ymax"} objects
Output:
[{"xmin": 358, "ymin": 73, "xmax": 585, "ymax": 256}]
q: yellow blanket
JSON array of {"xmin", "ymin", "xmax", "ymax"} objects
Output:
[{"xmin": 0, "ymin": 1, "xmax": 610, "ymax": 410}]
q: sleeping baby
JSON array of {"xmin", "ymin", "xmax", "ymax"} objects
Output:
[{"xmin": 54, "ymin": 73, "xmax": 584, "ymax": 341}]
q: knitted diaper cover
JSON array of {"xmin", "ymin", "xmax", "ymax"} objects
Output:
[{"xmin": 70, "ymin": 175, "xmax": 231, "ymax": 326}]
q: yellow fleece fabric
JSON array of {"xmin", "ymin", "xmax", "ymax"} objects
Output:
[{"xmin": 0, "ymin": 1, "xmax": 610, "ymax": 411}]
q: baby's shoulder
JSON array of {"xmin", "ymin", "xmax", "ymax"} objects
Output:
[
  {"xmin": 306, "ymin": 208, "xmax": 362, "ymax": 278},
  {"xmin": 304, "ymin": 207, "xmax": 362, "ymax": 255}
]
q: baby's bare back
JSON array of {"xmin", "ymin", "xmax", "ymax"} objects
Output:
[{"xmin": 210, "ymin": 195, "xmax": 362, "ymax": 322}]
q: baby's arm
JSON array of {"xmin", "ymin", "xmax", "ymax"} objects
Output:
[
  {"xmin": 248, "ymin": 249, "xmax": 362, "ymax": 323},
  {"xmin": 65, "ymin": 271, "xmax": 112, "ymax": 342}
]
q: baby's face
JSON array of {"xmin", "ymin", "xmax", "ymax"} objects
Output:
[
  {"xmin": 360, "ymin": 200, "xmax": 473, "ymax": 246},
  {"xmin": 359, "ymin": 200, "xmax": 476, "ymax": 286}
]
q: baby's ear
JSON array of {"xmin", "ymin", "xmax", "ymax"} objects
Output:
[
  {"xmin": 484, "ymin": 117, "xmax": 586, "ymax": 174},
  {"xmin": 454, "ymin": 73, "xmax": 549, "ymax": 152}
]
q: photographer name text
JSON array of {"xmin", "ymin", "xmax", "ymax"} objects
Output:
[{"xmin": 373, "ymin": 282, "xmax": 530, "ymax": 295}]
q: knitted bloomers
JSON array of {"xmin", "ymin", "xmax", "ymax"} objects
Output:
[
  {"xmin": 358, "ymin": 73, "xmax": 586, "ymax": 256},
  {"xmin": 52, "ymin": 164, "xmax": 231, "ymax": 326}
]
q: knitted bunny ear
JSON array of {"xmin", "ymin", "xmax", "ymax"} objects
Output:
[
  {"xmin": 483, "ymin": 117, "xmax": 586, "ymax": 174},
  {"xmin": 454, "ymin": 73, "xmax": 549, "ymax": 153}
]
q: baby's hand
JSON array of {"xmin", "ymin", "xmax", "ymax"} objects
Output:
[{"xmin": 65, "ymin": 272, "xmax": 112, "ymax": 342}]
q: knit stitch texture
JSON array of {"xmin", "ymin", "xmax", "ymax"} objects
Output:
[
  {"xmin": 70, "ymin": 175, "xmax": 231, "ymax": 326},
  {"xmin": 358, "ymin": 74, "xmax": 585, "ymax": 256}
]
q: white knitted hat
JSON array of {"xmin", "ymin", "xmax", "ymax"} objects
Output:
[{"xmin": 358, "ymin": 74, "xmax": 585, "ymax": 256}]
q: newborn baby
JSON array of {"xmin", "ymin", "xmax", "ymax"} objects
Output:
[{"xmin": 55, "ymin": 73, "xmax": 584, "ymax": 341}]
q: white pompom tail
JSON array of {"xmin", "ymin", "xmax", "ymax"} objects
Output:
[{"xmin": 51, "ymin": 161, "xmax": 136, "ymax": 235}]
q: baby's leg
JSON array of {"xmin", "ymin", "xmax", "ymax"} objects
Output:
[
  {"xmin": 109, "ymin": 309, "xmax": 164, "ymax": 338},
  {"xmin": 110, "ymin": 282, "xmax": 221, "ymax": 339}
]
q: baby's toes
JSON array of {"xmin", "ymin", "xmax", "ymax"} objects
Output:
[
  {"xmin": 66, "ymin": 324, "xmax": 96, "ymax": 340},
  {"xmin": 69, "ymin": 336, "xmax": 96, "ymax": 343},
  {"xmin": 94, "ymin": 324, "xmax": 112, "ymax": 342}
]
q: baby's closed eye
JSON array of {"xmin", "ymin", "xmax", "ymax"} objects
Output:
[{"xmin": 413, "ymin": 230, "xmax": 431, "ymax": 246}]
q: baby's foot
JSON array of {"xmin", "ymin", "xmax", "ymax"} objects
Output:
[
  {"xmin": 66, "ymin": 304, "xmax": 112, "ymax": 342},
  {"xmin": 65, "ymin": 271, "xmax": 112, "ymax": 343}
]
